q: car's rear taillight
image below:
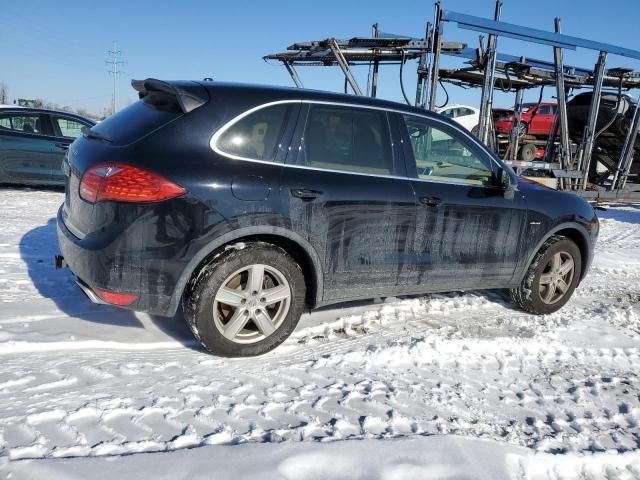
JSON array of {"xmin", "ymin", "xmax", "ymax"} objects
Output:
[
  {"xmin": 79, "ymin": 163, "xmax": 185, "ymax": 203},
  {"xmin": 94, "ymin": 287, "xmax": 139, "ymax": 306}
]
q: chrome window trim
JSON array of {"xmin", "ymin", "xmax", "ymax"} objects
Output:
[
  {"xmin": 209, "ymin": 98, "xmax": 507, "ymax": 189},
  {"xmin": 210, "ymin": 99, "xmax": 302, "ymax": 163}
]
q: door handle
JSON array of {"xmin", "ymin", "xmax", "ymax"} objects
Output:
[
  {"xmin": 419, "ymin": 196, "xmax": 441, "ymax": 207},
  {"xmin": 55, "ymin": 143, "xmax": 69, "ymax": 150},
  {"xmin": 290, "ymin": 188, "xmax": 323, "ymax": 200}
]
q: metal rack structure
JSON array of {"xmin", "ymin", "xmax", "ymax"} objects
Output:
[{"xmin": 264, "ymin": 1, "xmax": 640, "ymax": 202}]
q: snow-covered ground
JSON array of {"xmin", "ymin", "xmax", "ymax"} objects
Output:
[{"xmin": 0, "ymin": 188, "xmax": 639, "ymax": 479}]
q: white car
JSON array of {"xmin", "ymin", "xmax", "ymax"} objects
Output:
[{"xmin": 436, "ymin": 104, "xmax": 479, "ymax": 132}]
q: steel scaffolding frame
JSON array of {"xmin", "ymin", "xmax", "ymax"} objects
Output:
[{"xmin": 263, "ymin": 1, "xmax": 640, "ymax": 200}]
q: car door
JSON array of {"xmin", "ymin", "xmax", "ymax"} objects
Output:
[
  {"xmin": 397, "ymin": 112, "xmax": 527, "ymax": 290},
  {"xmin": 50, "ymin": 114, "xmax": 92, "ymax": 182},
  {"xmin": 280, "ymin": 102, "xmax": 416, "ymax": 302},
  {"xmin": 529, "ymin": 105, "xmax": 555, "ymax": 135},
  {"xmin": 0, "ymin": 111, "xmax": 66, "ymax": 185}
]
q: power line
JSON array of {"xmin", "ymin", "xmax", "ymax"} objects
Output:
[{"xmin": 106, "ymin": 42, "xmax": 125, "ymax": 114}]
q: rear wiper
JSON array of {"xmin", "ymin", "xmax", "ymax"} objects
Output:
[{"xmin": 82, "ymin": 126, "xmax": 112, "ymax": 143}]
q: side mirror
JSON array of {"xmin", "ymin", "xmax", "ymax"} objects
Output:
[{"xmin": 497, "ymin": 167, "xmax": 516, "ymax": 200}]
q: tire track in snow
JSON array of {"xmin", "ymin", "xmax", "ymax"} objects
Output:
[{"xmin": 1, "ymin": 192, "xmax": 640, "ymax": 460}]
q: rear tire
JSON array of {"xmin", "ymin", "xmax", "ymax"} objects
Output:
[
  {"xmin": 182, "ymin": 242, "xmax": 306, "ymax": 357},
  {"xmin": 510, "ymin": 235, "xmax": 581, "ymax": 315}
]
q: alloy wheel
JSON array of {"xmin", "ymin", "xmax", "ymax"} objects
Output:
[
  {"xmin": 212, "ymin": 264, "xmax": 291, "ymax": 344},
  {"xmin": 538, "ymin": 251, "xmax": 575, "ymax": 305}
]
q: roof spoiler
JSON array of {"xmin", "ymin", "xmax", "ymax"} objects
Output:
[{"xmin": 131, "ymin": 78, "xmax": 208, "ymax": 113}]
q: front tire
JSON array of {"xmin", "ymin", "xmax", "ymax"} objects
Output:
[
  {"xmin": 183, "ymin": 242, "xmax": 306, "ymax": 357},
  {"xmin": 510, "ymin": 235, "xmax": 581, "ymax": 315}
]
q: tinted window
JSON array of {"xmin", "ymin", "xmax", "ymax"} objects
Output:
[
  {"xmin": 538, "ymin": 105, "xmax": 552, "ymax": 115},
  {"xmin": 0, "ymin": 114, "xmax": 44, "ymax": 134},
  {"xmin": 403, "ymin": 115, "xmax": 493, "ymax": 186},
  {"xmin": 440, "ymin": 108, "xmax": 455, "ymax": 118},
  {"xmin": 301, "ymin": 105, "xmax": 393, "ymax": 175},
  {"xmin": 90, "ymin": 100, "xmax": 181, "ymax": 146},
  {"xmin": 54, "ymin": 116, "xmax": 86, "ymax": 138},
  {"xmin": 217, "ymin": 104, "xmax": 289, "ymax": 161},
  {"xmin": 459, "ymin": 108, "xmax": 474, "ymax": 116}
]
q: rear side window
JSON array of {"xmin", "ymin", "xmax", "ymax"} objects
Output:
[
  {"xmin": 0, "ymin": 114, "xmax": 45, "ymax": 134},
  {"xmin": 216, "ymin": 104, "xmax": 290, "ymax": 162},
  {"xmin": 301, "ymin": 105, "xmax": 393, "ymax": 175},
  {"xmin": 54, "ymin": 116, "xmax": 87, "ymax": 138}
]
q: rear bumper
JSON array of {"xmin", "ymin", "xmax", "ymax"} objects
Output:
[{"xmin": 56, "ymin": 205, "xmax": 176, "ymax": 316}]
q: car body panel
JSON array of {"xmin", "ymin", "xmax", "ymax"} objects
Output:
[
  {"xmin": 57, "ymin": 82, "xmax": 597, "ymax": 317},
  {"xmin": 395, "ymin": 112, "xmax": 528, "ymax": 289},
  {"xmin": 514, "ymin": 177, "xmax": 598, "ymax": 281}
]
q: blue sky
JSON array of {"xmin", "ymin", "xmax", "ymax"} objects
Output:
[{"xmin": 1, "ymin": 0, "xmax": 639, "ymax": 115}]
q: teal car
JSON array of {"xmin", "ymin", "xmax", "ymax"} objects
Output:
[{"xmin": 0, "ymin": 106, "xmax": 95, "ymax": 186}]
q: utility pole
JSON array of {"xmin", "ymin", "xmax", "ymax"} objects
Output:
[{"xmin": 106, "ymin": 42, "xmax": 124, "ymax": 115}]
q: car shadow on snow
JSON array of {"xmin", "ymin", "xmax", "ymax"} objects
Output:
[{"xmin": 20, "ymin": 217, "xmax": 201, "ymax": 351}]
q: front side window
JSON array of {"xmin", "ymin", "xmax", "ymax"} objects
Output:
[
  {"xmin": 216, "ymin": 104, "xmax": 289, "ymax": 161},
  {"xmin": 538, "ymin": 105, "xmax": 552, "ymax": 115},
  {"xmin": 0, "ymin": 114, "xmax": 43, "ymax": 134},
  {"xmin": 403, "ymin": 114, "xmax": 494, "ymax": 186},
  {"xmin": 54, "ymin": 117, "xmax": 86, "ymax": 138},
  {"xmin": 301, "ymin": 105, "xmax": 393, "ymax": 175}
]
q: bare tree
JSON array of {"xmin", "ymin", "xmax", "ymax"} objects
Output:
[{"xmin": 0, "ymin": 83, "xmax": 8, "ymax": 105}]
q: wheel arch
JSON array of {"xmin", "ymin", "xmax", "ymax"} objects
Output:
[
  {"xmin": 167, "ymin": 227, "xmax": 324, "ymax": 317},
  {"xmin": 518, "ymin": 222, "xmax": 592, "ymax": 284}
]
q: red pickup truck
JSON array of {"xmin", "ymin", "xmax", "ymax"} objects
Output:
[{"xmin": 494, "ymin": 102, "xmax": 558, "ymax": 136}]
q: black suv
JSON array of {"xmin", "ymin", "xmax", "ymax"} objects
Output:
[{"xmin": 57, "ymin": 79, "xmax": 598, "ymax": 356}]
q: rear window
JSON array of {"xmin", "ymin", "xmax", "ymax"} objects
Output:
[
  {"xmin": 54, "ymin": 116, "xmax": 87, "ymax": 138},
  {"xmin": 216, "ymin": 104, "xmax": 290, "ymax": 162},
  {"xmin": 89, "ymin": 97, "xmax": 182, "ymax": 146}
]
